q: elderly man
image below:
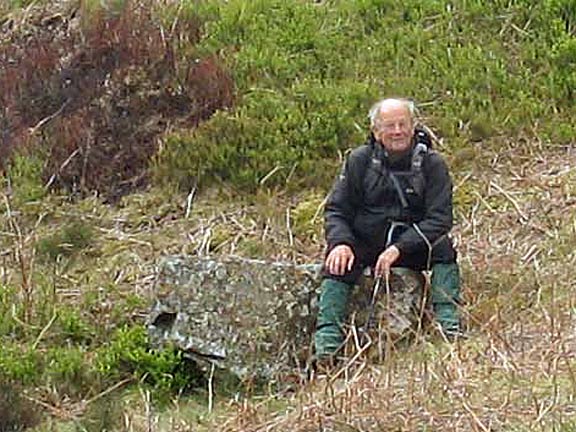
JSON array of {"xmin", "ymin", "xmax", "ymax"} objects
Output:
[{"xmin": 315, "ymin": 98, "xmax": 461, "ymax": 360}]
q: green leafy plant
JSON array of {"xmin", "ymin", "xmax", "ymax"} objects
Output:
[
  {"xmin": 44, "ymin": 346, "xmax": 93, "ymax": 396},
  {"xmin": 57, "ymin": 307, "xmax": 95, "ymax": 345},
  {"xmin": 0, "ymin": 344, "xmax": 42, "ymax": 385},
  {"xmin": 5, "ymin": 153, "xmax": 45, "ymax": 205},
  {"xmin": 94, "ymin": 325, "xmax": 203, "ymax": 393}
]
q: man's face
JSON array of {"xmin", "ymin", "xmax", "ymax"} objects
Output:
[{"xmin": 373, "ymin": 105, "xmax": 414, "ymax": 154}]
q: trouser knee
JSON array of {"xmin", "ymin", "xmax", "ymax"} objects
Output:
[
  {"xmin": 316, "ymin": 278, "xmax": 353, "ymax": 328},
  {"xmin": 314, "ymin": 278, "xmax": 353, "ymax": 357}
]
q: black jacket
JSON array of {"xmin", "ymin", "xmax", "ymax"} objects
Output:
[{"xmin": 325, "ymin": 132, "xmax": 454, "ymax": 258}]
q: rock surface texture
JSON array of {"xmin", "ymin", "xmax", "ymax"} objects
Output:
[{"xmin": 148, "ymin": 256, "xmax": 425, "ymax": 382}]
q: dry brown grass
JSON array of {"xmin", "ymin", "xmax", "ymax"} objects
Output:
[
  {"xmin": 2, "ymin": 141, "xmax": 575, "ymax": 431},
  {"xmin": 196, "ymin": 142, "xmax": 576, "ymax": 432}
]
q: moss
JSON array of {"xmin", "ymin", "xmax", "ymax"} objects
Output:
[{"xmin": 291, "ymin": 191, "xmax": 325, "ymax": 242}]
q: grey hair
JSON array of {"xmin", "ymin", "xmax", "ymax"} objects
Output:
[{"xmin": 368, "ymin": 98, "xmax": 416, "ymax": 129}]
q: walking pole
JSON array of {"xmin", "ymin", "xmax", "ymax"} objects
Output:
[{"xmin": 361, "ymin": 274, "xmax": 382, "ymax": 347}]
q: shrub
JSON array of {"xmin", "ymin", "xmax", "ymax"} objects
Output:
[
  {"xmin": 155, "ymin": 79, "xmax": 374, "ymax": 192},
  {"xmin": 0, "ymin": 0, "xmax": 233, "ymax": 199},
  {"xmin": 1, "ymin": 344, "xmax": 91, "ymax": 413},
  {"xmin": 43, "ymin": 346, "xmax": 95, "ymax": 397},
  {"xmin": 0, "ymin": 344, "xmax": 42, "ymax": 385},
  {"xmin": 155, "ymin": 0, "xmax": 576, "ymax": 192},
  {"xmin": 5, "ymin": 0, "xmax": 576, "ymax": 196},
  {"xmin": 551, "ymin": 34, "xmax": 576, "ymax": 102},
  {"xmin": 94, "ymin": 325, "xmax": 203, "ymax": 392},
  {"xmin": 56, "ymin": 307, "xmax": 95, "ymax": 345},
  {"xmin": 3, "ymin": 153, "xmax": 45, "ymax": 205},
  {"xmin": 37, "ymin": 220, "xmax": 95, "ymax": 262}
]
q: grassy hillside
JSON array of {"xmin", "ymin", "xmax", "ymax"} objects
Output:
[
  {"xmin": 0, "ymin": 0, "xmax": 575, "ymax": 431},
  {"xmin": 157, "ymin": 0, "xmax": 576, "ymax": 190}
]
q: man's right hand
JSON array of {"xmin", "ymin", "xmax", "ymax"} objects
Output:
[{"xmin": 325, "ymin": 245, "xmax": 355, "ymax": 276}]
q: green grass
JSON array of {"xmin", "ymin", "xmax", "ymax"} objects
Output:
[{"xmin": 155, "ymin": 0, "xmax": 576, "ymax": 192}]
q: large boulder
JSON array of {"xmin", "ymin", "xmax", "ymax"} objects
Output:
[{"xmin": 147, "ymin": 256, "xmax": 425, "ymax": 383}]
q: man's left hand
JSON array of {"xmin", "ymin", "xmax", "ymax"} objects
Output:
[{"xmin": 374, "ymin": 246, "xmax": 400, "ymax": 277}]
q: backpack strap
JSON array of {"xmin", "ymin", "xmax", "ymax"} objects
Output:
[
  {"xmin": 411, "ymin": 142, "xmax": 427, "ymax": 171},
  {"xmin": 365, "ymin": 127, "xmax": 432, "ymax": 206},
  {"xmin": 388, "ymin": 171, "xmax": 409, "ymax": 209},
  {"xmin": 412, "ymin": 126, "xmax": 432, "ymax": 171},
  {"xmin": 410, "ymin": 128, "xmax": 432, "ymax": 196}
]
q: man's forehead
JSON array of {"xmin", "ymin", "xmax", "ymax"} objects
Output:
[{"xmin": 378, "ymin": 106, "xmax": 412, "ymax": 120}]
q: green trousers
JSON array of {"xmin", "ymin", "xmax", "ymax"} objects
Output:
[
  {"xmin": 314, "ymin": 279, "xmax": 352, "ymax": 358},
  {"xmin": 430, "ymin": 263, "xmax": 461, "ymax": 337},
  {"xmin": 314, "ymin": 263, "xmax": 461, "ymax": 356}
]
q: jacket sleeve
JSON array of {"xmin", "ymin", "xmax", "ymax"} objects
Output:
[
  {"xmin": 324, "ymin": 148, "xmax": 366, "ymax": 250},
  {"xmin": 394, "ymin": 152, "xmax": 453, "ymax": 255}
]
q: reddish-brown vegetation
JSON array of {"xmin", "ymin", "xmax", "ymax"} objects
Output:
[{"xmin": 0, "ymin": 1, "xmax": 234, "ymax": 200}]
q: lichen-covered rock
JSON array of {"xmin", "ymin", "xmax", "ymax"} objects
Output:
[{"xmin": 147, "ymin": 256, "xmax": 425, "ymax": 382}]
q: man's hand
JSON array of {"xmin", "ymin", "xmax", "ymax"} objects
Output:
[
  {"xmin": 374, "ymin": 245, "xmax": 400, "ymax": 277},
  {"xmin": 325, "ymin": 245, "xmax": 355, "ymax": 276}
]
